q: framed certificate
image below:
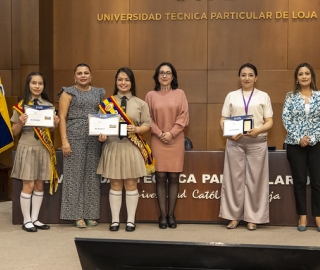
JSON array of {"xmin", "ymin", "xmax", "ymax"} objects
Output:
[
  {"xmin": 24, "ymin": 105, "xmax": 55, "ymax": 127},
  {"xmin": 88, "ymin": 114, "xmax": 120, "ymax": 136},
  {"xmin": 223, "ymin": 118, "xmax": 253, "ymax": 136}
]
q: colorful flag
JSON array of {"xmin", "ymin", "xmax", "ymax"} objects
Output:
[{"xmin": 0, "ymin": 77, "xmax": 14, "ymax": 153}]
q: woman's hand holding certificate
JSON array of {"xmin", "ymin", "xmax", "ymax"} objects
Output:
[
  {"xmin": 24, "ymin": 105, "xmax": 55, "ymax": 127},
  {"xmin": 223, "ymin": 115, "xmax": 253, "ymax": 137}
]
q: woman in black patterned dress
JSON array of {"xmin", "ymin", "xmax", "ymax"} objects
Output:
[{"xmin": 58, "ymin": 63, "xmax": 106, "ymax": 228}]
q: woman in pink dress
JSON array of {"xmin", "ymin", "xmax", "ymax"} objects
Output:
[{"xmin": 145, "ymin": 62, "xmax": 189, "ymax": 229}]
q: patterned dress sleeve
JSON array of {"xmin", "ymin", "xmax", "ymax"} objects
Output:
[
  {"xmin": 282, "ymin": 92, "xmax": 301, "ymax": 145},
  {"xmin": 57, "ymin": 86, "xmax": 76, "ymax": 100},
  {"xmin": 99, "ymin": 88, "xmax": 106, "ymax": 101},
  {"xmin": 308, "ymin": 92, "xmax": 320, "ymax": 146}
]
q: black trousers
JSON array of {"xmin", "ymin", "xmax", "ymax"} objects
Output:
[{"xmin": 287, "ymin": 143, "xmax": 320, "ymax": 216}]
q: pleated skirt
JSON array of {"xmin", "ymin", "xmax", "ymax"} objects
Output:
[
  {"xmin": 11, "ymin": 142, "xmax": 50, "ymax": 181},
  {"xmin": 97, "ymin": 138, "xmax": 147, "ymax": 179}
]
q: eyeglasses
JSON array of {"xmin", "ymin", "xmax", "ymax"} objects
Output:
[{"xmin": 159, "ymin": 71, "xmax": 172, "ymax": 77}]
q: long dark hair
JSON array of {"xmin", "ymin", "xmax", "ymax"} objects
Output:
[
  {"xmin": 238, "ymin": 63, "xmax": 258, "ymax": 77},
  {"xmin": 113, "ymin": 67, "xmax": 136, "ymax": 96},
  {"xmin": 293, "ymin": 63, "xmax": 317, "ymax": 94},
  {"xmin": 22, "ymin": 72, "xmax": 51, "ymax": 108},
  {"xmin": 153, "ymin": 62, "xmax": 178, "ymax": 91}
]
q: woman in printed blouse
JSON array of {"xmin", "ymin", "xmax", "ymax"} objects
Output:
[{"xmin": 282, "ymin": 62, "xmax": 320, "ymax": 232}]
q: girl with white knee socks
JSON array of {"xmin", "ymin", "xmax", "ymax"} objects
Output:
[
  {"xmin": 97, "ymin": 67, "xmax": 153, "ymax": 232},
  {"xmin": 11, "ymin": 72, "xmax": 59, "ymax": 232}
]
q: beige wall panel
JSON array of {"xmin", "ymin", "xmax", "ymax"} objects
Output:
[
  {"xmin": 186, "ymin": 104, "xmax": 207, "ymax": 151},
  {"xmin": 267, "ymin": 103, "xmax": 287, "ymax": 150},
  {"xmin": 0, "ymin": 0, "xmax": 12, "ymax": 69},
  {"xmin": 129, "ymin": 0, "xmax": 207, "ymax": 70},
  {"xmin": 208, "ymin": 0, "xmax": 288, "ymax": 70},
  {"xmin": 53, "ymin": 0, "xmax": 129, "ymax": 70},
  {"xmin": 208, "ymin": 70, "xmax": 239, "ymax": 104},
  {"xmin": 288, "ymin": 1, "xmax": 320, "ymax": 69},
  {"xmin": 12, "ymin": 70, "xmax": 21, "ymax": 97},
  {"xmin": 0, "ymin": 71, "xmax": 13, "ymax": 96},
  {"xmin": 207, "ymin": 104, "xmax": 225, "ymax": 151},
  {"xmin": 133, "ymin": 70, "xmax": 156, "ymax": 100},
  {"xmin": 256, "ymin": 71, "xmax": 293, "ymax": 104},
  {"xmin": 179, "ymin": 71, "xmax": 207, "ymax": 104},
  {"xmin": 20, "ymin": 0, "xmax": 39, "ymax": 65},
  {"xmin": 12, "ymin": 0, "xmax": 21, "ymax": 69}
]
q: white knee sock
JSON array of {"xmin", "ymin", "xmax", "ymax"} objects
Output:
[
  {"xmin": 109, "ymin": 189, "xmax": 122, "ymax": 226},
  {"xmin": 31, "ymin": 191, "xmax": 44, "ymax": 226},
  {"xmin": 20, "ymin": 192, "xmax": 33, "ymax": 228},
  {"xmin": 126, "ymin": 190, "xmax": 139, "ymax": 226}
]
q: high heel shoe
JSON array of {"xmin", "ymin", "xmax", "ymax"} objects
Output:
[
  {"xmin": 167, "ymin": 216, "xmax": 177, "ymax": 229},
  {"xmin": 227, "ymin": 220, "xmax": 240, "ymax": 229},
  {"xmin": 159, "ymin": 216, "xmax": 167, "ymax": 229}
]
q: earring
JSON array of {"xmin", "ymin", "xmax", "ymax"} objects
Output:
[
  {"xmin": 296, "ymin": 81, "xmax": 299, "ymax": 85},
  {"xmin": 75, "ymin": 80, "xmax": 77, "ymax": 84}
]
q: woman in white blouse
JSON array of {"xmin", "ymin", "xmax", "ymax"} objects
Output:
[{"xmin": 219, "ymin": 63, "xmax": 273, "ymax": 231}]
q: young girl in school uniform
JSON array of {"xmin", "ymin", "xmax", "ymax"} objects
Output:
[{"xmin": 11, "ymin": 72, "xmax": 59, "ymax": 232}]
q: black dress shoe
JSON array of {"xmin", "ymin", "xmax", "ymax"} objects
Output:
[
  {"xmin": 22, "ymin": 221, "xmax": 37, "ymax": 232},
  {"xmin": 159, "ymin": 216, "xmax": 167, "ymax": 229},
  {"xmin": 167, "ymin": 216, "xmax": 177, "ymax": 229},
  {"xmin": 33, "ymin": 220, "xmax": 50, "ymax": 230},
  {"xmin": 109, "ymin": 222, "xmax": 120, "ymax": 231},
  {"xmin": 125, "ymin": 222, "xmax": 136, "ymax": 232}
]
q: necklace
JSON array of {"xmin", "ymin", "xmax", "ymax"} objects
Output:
[{"xmin": 160, "ymin": 86, "xmax": 172, "ymax": 92}]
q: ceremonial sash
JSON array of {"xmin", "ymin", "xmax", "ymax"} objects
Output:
[
  {"xmin": 13, "ymin": 100, "xmax": 58, "ymax": 194},
  {"xmin": 99, "ymin": 96, "xmax": 155, "ymax": 175}
]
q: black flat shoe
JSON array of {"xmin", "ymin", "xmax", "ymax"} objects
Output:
[
  {"xmin": 126, "ymin": 222, "xmax": 136, "ymax": 232},
  {"xmin": 167, "ymin": 216, "xmax": 177, "ymax": 229},
  {"xmin": 109, "ymin": 222, "xmax": 120, "ymax": 231},
  {"xmin": 33, "ymin": 220, "xmax": 50, "ymax": 230},
  {"xmin": 22, "ymin": 221, "xmax": 37, "ymax": 232},
  {"xmin": 159, "ymin": 216, "xmax": 167, "ymax": 229}
]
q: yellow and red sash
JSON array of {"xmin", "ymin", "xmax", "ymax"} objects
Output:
[
  {"xmin": 13, "ymin": 100, "xmax": 58, "ymax": 194},
  {"xmin": 99, "ymin": 96, "xmax": 155, "ymax": 175}
]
